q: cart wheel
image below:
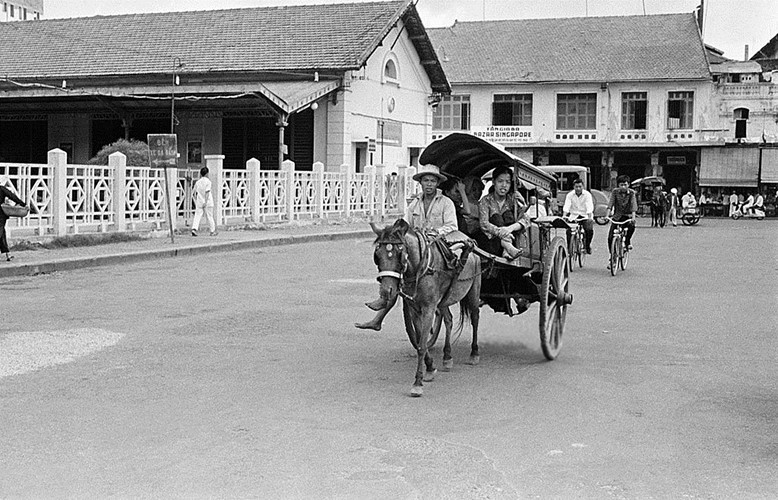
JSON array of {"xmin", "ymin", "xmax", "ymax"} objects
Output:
[
  {"xmin": 539, "ymin": 236, "xmax": 571, "ymax": 361},
  {"xmin": 404, "ymin": 301, "xmax": 440, "ymax": 349},
  {"xmin": 609, "ymin": 238, "xmax": 619, "ymax": 276},
  {"xmin": 594, "ymin": 216, "xmax": 608, "ymax": 226}
]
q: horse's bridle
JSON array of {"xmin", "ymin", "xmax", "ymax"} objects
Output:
[{"xmin": 374, "ymin": 230, "xmax": 434, "ymax": 303}]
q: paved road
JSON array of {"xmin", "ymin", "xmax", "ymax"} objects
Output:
[{"xmin": 1, "ymin": 218, "xmax": 776, "ymax": 498}]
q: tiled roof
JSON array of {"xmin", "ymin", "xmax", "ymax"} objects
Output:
[
  {"xmin": 0, "ymin": 1, "xmax": 414, "ymax": 78},
  {"xmin": 427, "ymin": 13, "xmax": 711, "ymax": 84}
]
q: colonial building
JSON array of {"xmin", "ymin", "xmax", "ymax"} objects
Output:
[
  {"xmin": 1, "ymin": 0, "xmax": 42, "ymax": 21},
  {"xmin": 0, "ymin": 0, "xmax": 448, "ymax": 172},
  {"xmin": 427, "ymin": 13, "xmax": 714, "ymax": 192}
]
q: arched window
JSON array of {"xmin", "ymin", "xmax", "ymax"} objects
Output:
[{"xmin": 383, "ymin": 53, "xmax": 400, "ymax": 85}]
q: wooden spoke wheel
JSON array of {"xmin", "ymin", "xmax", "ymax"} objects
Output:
[{"xmin": 539, "ymin": 236, "xmax": 572, "ymax": 360}]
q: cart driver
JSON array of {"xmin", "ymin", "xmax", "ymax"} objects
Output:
[
  {"xmin": 563, "ymin": 178, "xmax": 594, "ymax": 254},
  {"xmin": 356, "ymin": 164, "xmax": 458, "ymax": 331}
]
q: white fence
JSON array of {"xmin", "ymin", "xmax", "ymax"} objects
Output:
[{"xmin": 2, "ymin": 149, "xmax": 417, "ymax": 238}]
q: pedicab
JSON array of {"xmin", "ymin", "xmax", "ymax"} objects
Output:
[{"xmin": 418, "ymin": 132, "xmax": 574, "ymax": 361}]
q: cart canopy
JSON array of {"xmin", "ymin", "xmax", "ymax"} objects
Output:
[{"xmin": 419, "ymin": 133, "xmax": 555, "ymax": 191}]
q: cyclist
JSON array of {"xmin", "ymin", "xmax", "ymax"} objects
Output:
[
  {"xmin": 607, "ymin": 175, "xmax": 637, "ymax": 269},
  {"xmin": 562, "ymin": 178, "xmax": 594, "ymax": 254}
]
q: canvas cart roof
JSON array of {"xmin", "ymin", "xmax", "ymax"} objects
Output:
[{"xmin": 419, "ymin": 133, "xmax": 555, "ymax": 191}]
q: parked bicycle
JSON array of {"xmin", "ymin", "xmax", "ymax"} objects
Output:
[{"xmin": 607, "ymin": 218, "xmax": 632, "ymax": 276}]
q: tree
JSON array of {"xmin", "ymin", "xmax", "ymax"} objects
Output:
[{"xmin": 88, "ymin": 139, "xmax": 150, "ymax": 167}]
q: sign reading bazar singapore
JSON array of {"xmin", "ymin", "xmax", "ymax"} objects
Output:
[{"xmin": 471, "ymin": 126, "xmax": 532, "ymax": 144}]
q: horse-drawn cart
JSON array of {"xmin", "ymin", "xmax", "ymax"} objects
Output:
[{"xmin": 418, "ymin": 133, "xmax": 573, "ymax": 361}]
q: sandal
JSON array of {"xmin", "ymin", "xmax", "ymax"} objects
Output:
[{"xmin": 6, "ymin": 255, "xmax": 14, "ymax": 262}]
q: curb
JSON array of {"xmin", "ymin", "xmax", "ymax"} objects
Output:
[{"xmin": 0, "ymin": 230, "xmax": 375, "ymax": 279}]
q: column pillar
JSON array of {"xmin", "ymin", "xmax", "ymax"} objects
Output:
[
  {"xmin": 247, "ymin": 158, "xmax": 261, "ymax": 223},
  {"xmin": 281, "ymin": 159, "xmax": 296, "ymax": 221},
  {"xmin": 49, "ymin": 148, "xmax": 68, "ymax": 237},
  {"xmin": 109, "ymin": 151, "xmax": 127, "ymax": 232}
]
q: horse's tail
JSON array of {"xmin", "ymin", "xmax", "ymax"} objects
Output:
[{"xmin": 456, "ymin": 297, "xmax": 472, "ymax": 335}]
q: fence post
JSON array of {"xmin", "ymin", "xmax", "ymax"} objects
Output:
[
  {"xmin": 281, "ymin": 159, "xmax": 296, "ymax": 221},
  {"xmin": 340, "ymin": 163, "xmax": 351, "ymax": 218},
  {"xmin": 397, "ymin": 164, "xmax": 408, "ymax": 217},
  {"xmin": 205, "ymin": 155, "xmax": 224, "ymax": 229},
  {"xmin": 313, "ymin": 161, "xmax": 325, "ymax": 219},
  {"xmin": 49, "ymin": 148, "xmax": 68, "ymax": 237},
  {"xmin": 365, "ymin": 165, "xmax": 376, "ymax": 218},
  {"xmin": 375, "ymin": 165, "xmax": 386, "ymax": 221},
  {"xmin": 109, "ymin": 152, "xmax": 127, "ymax": 232},
  {"xmin": 247, "ymin": 158, "xmax": 261, "ymax": 223}
]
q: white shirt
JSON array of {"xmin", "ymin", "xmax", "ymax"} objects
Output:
[
  {"xmin": 563, "ymin": 190, "xmax": 594, "ymax": 219},
  {"xmin": 194, "ymin": 176, "xmax": 213, "ymax": 207}
]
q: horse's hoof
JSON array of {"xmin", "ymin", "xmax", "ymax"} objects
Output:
[
  {"xmin": 468, "ymin": 355, "xmax": 480, "ymax": 365},
  {"xmin": 410, "ymin": 386, "xmax": 423, "ymax": 397},
  {"xmin": 442, "ymin": 359, "xmax": 453, "ymax": 371},
  {"xmin": 423, "ymin": 369, "xmax": 437, "ymax": 382}
]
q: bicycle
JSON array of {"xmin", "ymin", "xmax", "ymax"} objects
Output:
[
  {"xmin": 564, "ymin": 215, "xmax": 588, "ymax": 270},
  {"xmin": 606, "ymin": 218, "xmax": 632, "ymax": 276}
]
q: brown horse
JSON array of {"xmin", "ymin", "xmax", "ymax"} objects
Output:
[{"xmin": 369, "ymin": 219, "xmax": 481, "ymax": 397}]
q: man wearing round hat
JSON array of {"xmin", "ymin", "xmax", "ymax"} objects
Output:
[
  {"xmin": 356, "ymin": 164, "xmax": 457, "ymax": 331},
  {"xmin": 403, "ymin": 163, "xmax": 458, "ymax": 236}
]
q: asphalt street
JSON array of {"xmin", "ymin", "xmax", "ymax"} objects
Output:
[{"xmin": 1, "ymin": 218, "xmax": 776, "ymax": 498}]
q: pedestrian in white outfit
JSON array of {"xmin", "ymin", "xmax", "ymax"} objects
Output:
[{"xmin": 191, "ymin": 167, "xmax": 217, "ymax": 236}]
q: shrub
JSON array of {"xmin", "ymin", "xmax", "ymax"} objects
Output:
[{"xmin": 88, "ymin": 139, "xmax": 150, "ymax": 167}]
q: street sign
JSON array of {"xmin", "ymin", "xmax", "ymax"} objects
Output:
[
  {"xmin": 148, "ymin": 134, "xmax": 178, "ymax": 168},
  {"xmin": 367, "ymin": 138, "xmax": 376, "ymax": 152}
]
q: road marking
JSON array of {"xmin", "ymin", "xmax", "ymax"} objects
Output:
[{"xmin": 0, "ymin": 328, "xmax": 124, "ymax": 378}]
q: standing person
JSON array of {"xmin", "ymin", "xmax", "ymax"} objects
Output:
[
  {"xmin": 0, "ymin": 184, "xmax": 29, "ymax": 262},
  {"xmin": 729, "ymin": 191, "xmax": 739, "ymax": 217},
  {"xmin": 191, "ymin": 167, "xmax": 217, "ymax": 236},
  {"xmin": 607, "ymin": 175, "xmax": 637, "ymax": 269},
  {"xmin": 563, "ymin": 178, "xmax": 595, "ymax": 254},
  {"xmin": 668, "ymin": 187, "xmax": 679, "ymax": 226},
  {"xmin": 478, "ymin": 165, "xmax": 528, "ymax": 259},
  {"xmin": 356, "ymin": 164, "xmax": 457, "ymax": 331}
]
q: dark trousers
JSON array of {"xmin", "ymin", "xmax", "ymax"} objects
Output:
[
  {"xmin": 579, "ymin": 218, "xmax": 594, "ymax": 250},
  {"xmin": 0, "ymin": 213, "xmax": 9, "ymax": 254},
  {"xmin": 475, "ymin": 212, "xmax": 517, "ymax": 255},
  {"xmin": 607, "ymin": 216, "xmax": 635, "ymax": 249}
]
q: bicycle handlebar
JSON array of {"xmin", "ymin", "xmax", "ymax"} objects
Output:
[{"xmin": 605, "ymin": 217, "xmax": 635, "ymax": 225}]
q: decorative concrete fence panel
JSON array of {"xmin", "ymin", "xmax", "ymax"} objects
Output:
[{"xmin": 2, "ymin": 149, "xmax": 410, "ymax": 239}]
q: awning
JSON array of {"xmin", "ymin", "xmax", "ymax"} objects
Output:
[
  {"xmin": 257, "ymin": 80, "xmax": 340, "ymax": 114},
  {"xmin": 699, "ymin": 147, "xmax": 759, "ymax": 187},
  {"xmin": 760, "ymin": 149, "xmax": 778, "ymax": 183}
]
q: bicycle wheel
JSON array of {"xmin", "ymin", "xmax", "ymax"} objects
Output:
[
  {"xmin": 609, "ymin": 237, "xmax": 619, "ymax": 276},
  {"xmin": 577, "ymin": 232, "xmax": 585, "ymax": 268},
  {"xmin": 619, "ymin": 237, "xmax": 629, "ymax": 270}
]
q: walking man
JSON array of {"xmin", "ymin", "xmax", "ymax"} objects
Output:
[{"xmin": 191, "ymin": 167, "xmax": 217, "ymax": 236}]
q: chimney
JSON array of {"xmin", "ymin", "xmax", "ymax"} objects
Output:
[{"xmin": 744, "ymin": 44, "xmax": 749, "ymax": 61}]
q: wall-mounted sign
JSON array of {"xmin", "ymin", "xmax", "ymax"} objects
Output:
[
  {"xmin": 148, "ymin": 134, "xmax": 178, "ymax": 168},
  {"xmin": 471, "ymin": 126, "xmax": 533, "ymax": 144},
  {"xmin": 377, "ymin": 119, "xmax": 402, "ymax": 145},
  {"xmin": 667, "ymin": 156, "xmax": 687, "ymax": 165}
]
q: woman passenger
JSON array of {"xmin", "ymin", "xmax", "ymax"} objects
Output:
[{"xmin": 477, "ymin": 165, "xmax": 528, "ymax": 259}]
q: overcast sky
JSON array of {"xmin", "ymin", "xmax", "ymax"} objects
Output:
[{"xmin": 44, "ymin": 0, "xmax": 776, "ymax": 61}]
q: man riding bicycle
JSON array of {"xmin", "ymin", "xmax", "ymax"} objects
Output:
[
  {"xmin": 562, "ymin": 178, "xmax": 594, "ymax": 254},
  {"xmin": 607, "ymin": 175, "xmax": 637, "ymax": 268}
]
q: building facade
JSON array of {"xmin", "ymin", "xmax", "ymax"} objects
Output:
[
  {"xmin": 0, "ymin": 0, "xmax": 448, "ymax": 173},
  {"xmin": 1, "ymin": 0, "xmax": 42, "ymax": 21},
  {"xmin": 428, "ymin": 13, "xmax": 714, "ymax": 193}
]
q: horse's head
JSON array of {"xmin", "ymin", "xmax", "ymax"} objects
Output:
[{"xmin": 370, "ymin": 219, "xmax": 411, "ymax": 303}]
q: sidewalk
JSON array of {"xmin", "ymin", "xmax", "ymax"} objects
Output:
[{"xmin": 1, "ymin": 219, "xmax": 376, "ymax": 279}]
